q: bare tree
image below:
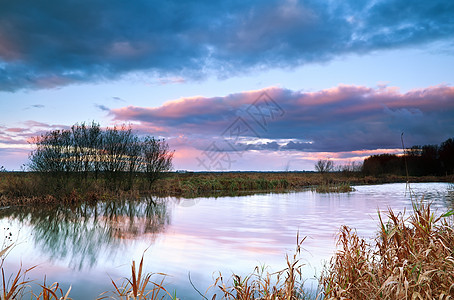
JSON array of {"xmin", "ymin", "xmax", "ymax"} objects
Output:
[
  {"xmin": 315, "ymin": 159, "xmax": 334, "ymax": 173},
  {"xmin": 337, "ymin": 161, "xmax": 363, "ymax": 174},
  {"xmin": 142, "ymin": 137, "xmax": 174, "ymax": 188},
  {"xmin": 29, "ymin": 129, "xmax": 72, "ymax": 173},
  {"xmin": 28, "ymin": 122, "xmax": 174, "ymax": 190}
]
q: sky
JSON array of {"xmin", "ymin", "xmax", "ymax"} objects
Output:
[{"xmin": 0, "ymin": 0, "xmax": 453, "ymax": 171}]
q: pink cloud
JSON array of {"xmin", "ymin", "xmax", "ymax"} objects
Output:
[
  {"xmin": 0, "ymin": 31, "xmax": 21, "ymax": 61},
  {"xmin": 5, "ymin": 127, "xmax": 27, "ymax": 133},
  {"xmin": 109, "ymin": 85, "xmax": 454, "ymax": 156},
  {"xmin": 2, "ymin": 84, "xmax": 453, "ymax": 171}
]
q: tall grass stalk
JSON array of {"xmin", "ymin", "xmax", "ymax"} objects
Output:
[
  {"xmin": 321, "ymin": 200, "xmax": 454, "ymax": 299},
  {"xmin": 33, "ymin": 279, "xmax": 71, "ymax": 300},
  {"xmin": 210, "ymin": 234, "xmax": 316, "ymax": 299},
  {"xmin": 99, "ymin": 255, "xmax": 173, "ymax": 300}
]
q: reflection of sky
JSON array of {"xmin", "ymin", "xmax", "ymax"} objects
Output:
[{"xmin": 0, "ymin": 183, "xmax": 452, "ymax": 299}]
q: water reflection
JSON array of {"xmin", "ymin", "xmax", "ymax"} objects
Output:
[
  {"xmin": 0, "ymin": 183, "xmax": 452, "ymax": 299},
  {"xmin": 445, "ymin": 183, "xmax": 454, "ymax": 208},
  {"xmin": 0, "ymin": 197, "xmax": 170, "ymax": 270}
]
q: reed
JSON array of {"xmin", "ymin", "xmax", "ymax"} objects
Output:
[
  {"xmin": 99, "ymin": 254, "xmax": 173, "ymax": 300},
  {"xmin": 320, "ymin": 200, "xmax": 454, "ymax": 299},
  {"xmin": 33, "ymin": 279, "xmax": 71, "ymax": 300},
  {"xmin": 209, "ymin": 234, "xmax": 316, "ymax": 299},
  {"xmin": 1, "ymin": 266, "xmax": 32, "ymax": 300}
]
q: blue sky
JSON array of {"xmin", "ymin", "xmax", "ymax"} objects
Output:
[{"xmin": 0, "ymin": 0, "xmax": 453, "ymax": 171}]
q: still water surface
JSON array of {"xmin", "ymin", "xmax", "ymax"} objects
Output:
[{"xmin": 1, "ymin": 183, "xmax": 452, "ymax": 299}]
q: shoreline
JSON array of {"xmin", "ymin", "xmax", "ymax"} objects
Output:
[{"xmin": 0, "ymin": 171, "xmax": 453, "ymax": 207}]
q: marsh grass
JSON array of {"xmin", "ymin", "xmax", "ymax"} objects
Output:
[
  {"xmin": 99, "ymin": 255, "xmax": 173, "ymax": 300},
  {"xmin": 320, "ymin": 200, "xmax": 454, "ymax": 299},
  {"xmin": 311, "ymin": 182, "xmax": 354, "ymax": 193},
  {"xmin": 32, "ymin": 279, "xmax": 71, "ymax": 300},
  {"xmin": 0, "ymin": 250, "xmax": 172, "ymax": 300},
  {"xmin": 0, "ymin": 244, "xmax": 72, "ymax": 300},
  {"xmin": 1, "ymin": 265, "xmax": 34, "ymax": 300},
  {"xmin": 1, "ymin": 171, "xmax": 452, "ymax": 206},
  {"xmin": 209, "ymin": 235, "xmax": 317, "ymax": 300}
]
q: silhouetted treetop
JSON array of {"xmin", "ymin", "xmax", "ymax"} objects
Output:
[{"xmin": 28, "ymin": 122, "xmax": 173, "ymax": 186}]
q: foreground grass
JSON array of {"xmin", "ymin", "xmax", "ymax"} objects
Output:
[
  {"xmin": 208, "ymin": 234, "xmax": 312, "ymax": 300},
  {"xmin": 1, "ymin": 197, "xmax": 453, "ymax": 299},
  {"xmin": 321, "ymin": 200, "xmax": 454, "ymax": 299}
]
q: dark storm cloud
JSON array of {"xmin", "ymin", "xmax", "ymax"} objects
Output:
[
  {"xmin": 0, "ymin": 0, "xmax": 453, "ymax": 91},
  {"xmin": 111, "ymin": 85, "xmax": 454, "ymax": 152}
]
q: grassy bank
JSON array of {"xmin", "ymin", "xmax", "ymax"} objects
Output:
[
  {"xmin": 1, "ymin": 199, "xmax": 453, "ymax": 299},
  {"xmin": 151, "ymin": 172, "xmax": 454, "ymax": 197},
  {"xmin": 1, "ymin": 171, "xmax": 453, "ymax": 207}
]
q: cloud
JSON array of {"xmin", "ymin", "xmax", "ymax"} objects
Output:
[
  {"xmin": 0, "ymin": 121, "xmax": 70, "ymax": 147},
  {"xmin": 0, "ymin": 0, "xmax": 453, "ymax": 91},
  {"xmin": 112, "ymin": 97, "xmax": 126, "ymax": 102},
  {"xmin": 23, "ymin": 104, "xmax": 45, "ymax": 110},
  {"xmin": 95, "ymin": 104, "xmax": 110, "ymax": 112},
  {"xmin": 111, "ymin": 84, "xmax": 454, "ymax": 153},
  {"xmin": 147, "ymin": 77, "xmax": 186, "ymax": 86}
]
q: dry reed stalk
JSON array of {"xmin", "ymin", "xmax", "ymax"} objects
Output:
[
  {"xmin": 210, "ymin": 235, "xmax": 312, "ymax": 300},
  {"xmin": 100, "ymin": 255, "xmax": 172, "ymax": 300},
  {"xmin": 33, "ymin": 278, "xmax": 72, "ymax": 300},
  {"xmin": 321, "ymin": 200, "xmax": 454, "ymax": 299}
]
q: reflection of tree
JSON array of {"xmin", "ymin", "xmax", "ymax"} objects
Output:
[
  {"xmin": 445, "ymin": 184, "xmax": 454, "ymax": 210},
  {"xmin": 0, "ymin": 197, "xmax": 170, "ymax": 270}
]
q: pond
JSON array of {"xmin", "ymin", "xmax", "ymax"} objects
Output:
[{"xmin": 1, "ymin": 182, "xmax": 453, "ymax": 299}]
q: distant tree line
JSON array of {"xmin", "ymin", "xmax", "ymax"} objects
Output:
[
  {"xmin": 363, "ymin": 137, "xmax": 454, "ymax": 176},
  {"xmin": 28, "ymin": 122, "xmax": 173, "ymax": 187}
]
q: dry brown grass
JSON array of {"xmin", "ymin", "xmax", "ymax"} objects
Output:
[
  {"xmin": 98, "ymin": 254, "xmax": 173, "ymax": 300},
  {"xmin": 209, "ymin": 234, "xmax": 315, "ymax": 300},
  {"xmin": 321, "ymin": 199, "xmax": 454, "ymax": 299},
  {"xmin": 32, "ymin": 279, "xmax": 72, "ymax": 300},
  {"xmin": 0, "ymin": 244, "xmax": 72, "ymax": 300},
  {"xmin": 1, "ymin": 171, "xmax": 453, "ymax": 206}
]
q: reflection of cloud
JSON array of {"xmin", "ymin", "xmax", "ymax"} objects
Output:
[{"xmin": 1, "ymin": 0, "xmax": 453, "ymax": 90}]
